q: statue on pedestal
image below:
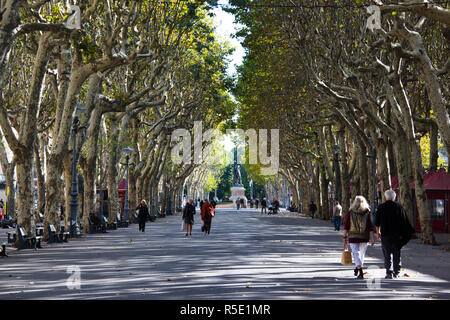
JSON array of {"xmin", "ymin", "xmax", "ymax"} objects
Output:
[{"xmin": 233, "ymin": 148, "xmax": 243, "ymax": 186}]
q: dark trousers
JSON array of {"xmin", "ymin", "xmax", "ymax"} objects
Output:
[
  {"xmin": 261, "ymin": 206, "xmax": 267, "ymax": 214},
  {"xmin": 333, "ymin": 216, "xmax": 341, "ymax": 231},
  {"xmin": 139, "ymin": 220, "xmax": 146, "ymax": 232},
  {"xmin": 381, "ymin": 236, "xmax": 402, "ymax": 274},
  {"xmin": 203, "ymin": 222, "xmax": 211, "ymax": 234}
]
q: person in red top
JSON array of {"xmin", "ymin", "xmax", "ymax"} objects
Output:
[
  {"xmin": 343, "ymin": 196, "xmax": 375, "ymax": 279},
  {"xmin": 201, "ymin": 199, "xmax": 214, "ymax": 236}
]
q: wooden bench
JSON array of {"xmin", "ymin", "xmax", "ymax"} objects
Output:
[
  {"xmin": 105, "ymin": 215, "xmax": 117, "ymax": 230},
  {"xmin": 0, "ymin": 243, "xmax": 7, "ymax": 257},
  {"xmin": 88, "ymin": 217, "xmax": 107, "ymax": 234},
  {"xmin": 47, "ymin": 223, "xmax": 69, "ymax": 243},
  {"xmin": 15, "ymin": 225, "xmax": 42, "ymax": 250},
  {"xmin": 116, "ymin": 213, "xmax": 128, "ymax": 228},
  {"xmin": 7, "ymin": 230, "xmax": 16, "ymax": 244}
]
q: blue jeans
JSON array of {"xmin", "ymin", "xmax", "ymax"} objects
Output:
[{"xmin": 333, "ymin": 216, "xmax": 341, "ymax": 231}]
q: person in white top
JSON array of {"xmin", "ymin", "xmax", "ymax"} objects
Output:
[{"xmin": 333, "ymin": 201, "xmax": 343, "ymax": 231}]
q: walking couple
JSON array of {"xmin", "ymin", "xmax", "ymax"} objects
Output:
[
  {"xmin": 343, "ymin": 190, "xmax": 415, "ymax": 279},
  {"xmin": 182, "ymin": 199, "xmax": 215, "ymax": 236}
]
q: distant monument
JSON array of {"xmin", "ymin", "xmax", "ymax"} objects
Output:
[{"xmin": 229, "ymin": 148, "xmax": 247, "ymax": 208}]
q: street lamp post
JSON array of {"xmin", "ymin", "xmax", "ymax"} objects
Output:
[
  {"xmin": 69, "ymin": 104, "xmax": 86, "ymax": 237},
  {"xmin": 122, "ymin": 147, "xmax": 134, "ymax": 223}
]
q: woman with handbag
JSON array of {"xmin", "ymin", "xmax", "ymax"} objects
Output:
[{"xmin": 343, "ymin": 196, "xmax": 375, "ymax": 279}]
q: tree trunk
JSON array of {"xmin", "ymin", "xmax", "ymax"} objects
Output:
[
  {"xmin": 15, "ymin": 158, "xmax": 36, "ymax": 238},
  {"xmin": 105, "ymin": 116, "xmax": 120, "ymax": 224}
]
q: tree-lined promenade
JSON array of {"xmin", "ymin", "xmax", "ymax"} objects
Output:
[
  {"xmin": 0, "ymin": 0, "xmax": 235, "ymax": 241},
  {"xmin": 0, "ymin": 0, "xmax": 449, "ymax": 256},
  {"xmin": 231, "ymin": 0, "xmax": 450, "ymax": 245}
]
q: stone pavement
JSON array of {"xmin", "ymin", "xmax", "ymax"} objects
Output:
[{"xmin": 0, "ymin": 208, "xmax": 449, "ymax": 300}]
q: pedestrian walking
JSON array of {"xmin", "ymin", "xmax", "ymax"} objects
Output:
[
  {"xmin": 375, "ymin": 190, "xmax": 415, "ymax": 279},
  {"xmin": 136, "ymin": 200, "xmax": 150, "ymax": 232},
  {"xmin": 182, "ymin": 199, "xmax": 196, "ymax": 237},
  {"xmin": 250, "ymin": 199, "xmax": 254, "ymax": 208},
  {"xmin": 261, "ymin": 197, "xmax": 267, "ymax": 214},
  {"xmin": 272, "ymin": 199, "xmax": 280, "ymax": 214},
  {"xmin": 333, "ymin": 201, "xmax": 343, "ymax": 231},
  {"xmin": 201, "ymin": 199, "xmax": 214, "ymax": 235},
  {"xmin": 240, "ymin": 198, "xmax": 244, "ymax": 208},
  {"xmin": 309, "ymin": 201, "xmax": 317, "ymax": 219},
  {"xmin": 343, "ymin": 196, "xmax": 375, "ymax": 279},
  {"xmin": 255, "ymin": 198, "xmax": 259, "ymax": 209},
  {"xmin": 236, "ymin": 197, "xmax": 241, "ymax": 210}
]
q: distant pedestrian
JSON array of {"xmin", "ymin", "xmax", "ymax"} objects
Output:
[
  {"xmin": 201, "ymin": 199, "xmax": 214, "ymax": 235},
  {"xmin": 183, "ymin": 199, "xmax": 196, "ymax": 237},
  {"xmin": 309, "ymin": 201, "xmax": 317, "ymax": 219},
  {"xmin": 250, "ymin": 199, "xmax": 254, "ymax": 208},
  {"xmin": 255, "ymin": 199, "xmax": 259, "ymax": 209},
  {"xmin": 343, "ymin": 196, "xmax": 375, "ymax": 279},
  {"xmin": 272, "ymin": 199, "xmax": 280, "ymax": 214},
  {"xmin": 236, "ymin": 198, "xmax": 241, "ymax": 210},
  {"xmin": 261, "ymin": 197, "xmax": 267, "ymax": 214},
  {"xmin": 136, "ymin": 200, "xmax": 150, "ymax": 232},
  {"xmin": 240, "ymin": 198, "xmax": 244, "ymax": 208},
  {"xmin": 333, "ymin": 201, "xmax": 343, "ymax": 231},
  {"xmin": 375, "ymin": 190, "xmax": 415, "ymax": 279},
  {"xmin": 211, "ymin": 199, "xmax": 217, "ymax": 209}
]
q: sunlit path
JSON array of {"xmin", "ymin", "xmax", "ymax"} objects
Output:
[{"xmin": 1, "ymin": 210, "xmax": 449, "ymax": 300}]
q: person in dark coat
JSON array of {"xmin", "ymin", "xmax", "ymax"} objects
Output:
[
  {"xmin": 261, "ymin": 197, "xmax": 267, "ymax": 214},
  {"xmin": 201, "ymin": 199, "xmax": 214, "ymax": 235},
  {"xmin": 309, "ymin": 201, "xmax": 317, "ymax": 219},
  {"xmin": 136, "ymin": 200, "xmax": 150, "ymax": 232},
  {"xmin": 255, "ymin": 198, "xmax": 259, "ymax": 209},
  {"xmin": 183, "ymin": 199, "xmax": 196, "ymax": 236},
  {"xmin": 375, "ymin": 190, "xmax": 415, "ymax": 279}
]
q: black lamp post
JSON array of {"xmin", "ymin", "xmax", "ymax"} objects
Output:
[
  {"xmin": 122, "ymin": 147, "xmax": 134, "ymax": 223},
  {"xmin": 69, "ymin": 104, "xmax": 86, "ymax": 237}
]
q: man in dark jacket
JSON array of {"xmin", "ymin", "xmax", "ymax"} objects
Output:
[
  {"xmin": 309, "ymin": 201, "xmax": 317, "ymax": 219},
  {"xmin": 261, "ymin": 198, "xmax": 267, "ymax": 214},
  {"xmin": 375, "ymin": 190, "xmax": 415, "ymax": 279},
  {"xmin": 136, "ymin": 200, "xmax": 150, "ymax": 232}
]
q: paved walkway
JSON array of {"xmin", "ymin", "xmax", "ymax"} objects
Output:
[{"xmin": 0, "ymin": 208, "xmax": 449, "ymax": 300}]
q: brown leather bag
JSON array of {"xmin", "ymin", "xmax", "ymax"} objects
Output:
[{"xmin": 341, "ymin": 241, "xmax": 353, "ymax": 265}]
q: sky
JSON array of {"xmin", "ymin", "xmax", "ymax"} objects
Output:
[
  {"xmin": 211, "ymin": 0, "xmax": 245, "ymax": 151},
  {"xmin": 211, "ymin": 0, "xmax": 245, "ymax": 77}
]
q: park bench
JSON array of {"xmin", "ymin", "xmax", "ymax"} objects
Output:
[
  {"xmin": 0, "ymin": 243, "xmax": 7, "ymax": 257},
  {"xmin": 267, "ymin": 206, "xmax": 279, "ymax": 215},
  {"xmin": 7, "ymin": 229, "xmax": 16, "ymax": 244},
  {"xmin": 88, "ymin": 217, "xmax": 107, "ymax": 234},
  {"xmin": 116, "ymin": 213, "xmax": 128, "ymax": 228},
  {"xmin": 15, "ymin": 225, "xmax": 42, "ymax": 250},
  {"xmin": 105, "ymin": 215, "xmax": 117, "ymax": 230},
  {"xmin": 47, "ymin": 222, "xmax": 69, "ymax": 243},
  {"xmin": 1, "ymin": 218, "xmax": 14, "ymax": 229}
]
